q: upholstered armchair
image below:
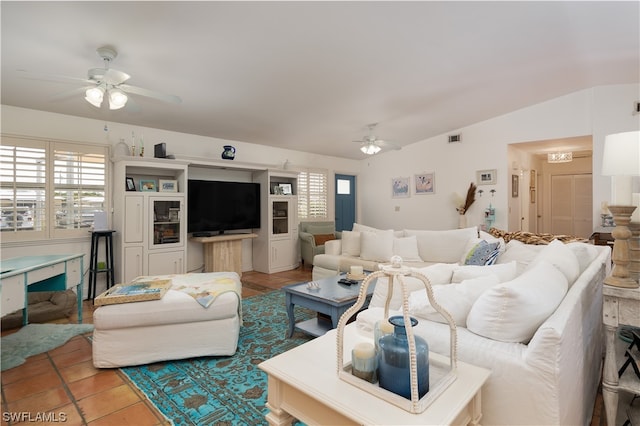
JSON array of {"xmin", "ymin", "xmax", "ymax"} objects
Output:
[{"xmin": 299, "ymin": 221, "xmax": 340, "ymax": 266}]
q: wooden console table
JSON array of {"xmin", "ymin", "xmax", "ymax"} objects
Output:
[
  {"xmin": 0, "ymin": 254, "xmax": 84, "ymax": 325},
  {"xmin": 191, "ymin": 233, "xmax": 257, "ymax": 277},
  {"xmin": 602, "ymin": 284, "xmax": 640, "ymax": 426}
]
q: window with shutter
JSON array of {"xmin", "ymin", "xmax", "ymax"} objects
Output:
[
  {"xmin": 0, "ymin": 136, "xmax": 107, "ymax": 242},
  {"xmin": 297, "ymin": 169, "xmax": 328, "ymax": 219}
]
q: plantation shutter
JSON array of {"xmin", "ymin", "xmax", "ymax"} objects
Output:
[
  {"xmin": 52, "ymin": 142, "xmax": 106, "ymax": 233},
  {"xmin": 298, "ymin": 169, "xmax": 328, "ymax": 219},
  {"xmin": 0, "ymin": 139, "xmax": 47, "ymax": 236}
]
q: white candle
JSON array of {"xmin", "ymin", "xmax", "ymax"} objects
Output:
[
  {"xmin": 379, "ymin": 319, "xmax": 394, "ymax": 334},
  {"xmin": 601, "ymin": 201, "xmax": 609, "ymax": 215},
  {"xmin": 350, "ymin": 265, "xmax": 364, "ymax": 276},
  {"xmin": 353, "ymin": 342, "xmax": 375, "ymax": 359}
]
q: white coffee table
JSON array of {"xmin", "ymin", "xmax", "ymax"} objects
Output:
[{"xmin": 259, "ymin": 323, "xmax": 490, "ymax": 426}]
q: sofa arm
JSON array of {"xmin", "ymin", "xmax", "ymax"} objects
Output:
[
  {"xmin": 299, "ymin": 231, "xmax": 316, "ymax": 247},
  {"xmin": 324, "ymin": 239, "xmax": 342, "ymax": 255}
]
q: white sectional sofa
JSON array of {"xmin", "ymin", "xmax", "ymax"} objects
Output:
[
  {"xmin": 312, "ymin": 223, "xmax": 479, "ymax": 280},
  {"xmin": 313, "ymin": 224, "xmax": 611, "ymax": 425}
]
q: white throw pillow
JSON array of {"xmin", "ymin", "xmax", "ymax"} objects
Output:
[
  {"xmin": 360, "ymin": 229, "xmax": 394, "ymax": 262},
  {"xmin": 565, "ymin": 242, "xmax": 599, "ymax": 275},
  {"xmin": 495, "ymin": 240, "xmax": 540, "ymax": 275},
  {"xmin": 404, "ymin": 227, "xmax": 478, "ymax": 263},
  {"xmin": 528, "ymin": 239, "xmax": 580, "ymax": 286},
  {"xmin": 451, "ymin": 261, "xmax": 518, "ymax": 283},
  {"xmin": 341, "ymin": 231, "xmax": 362, "ymax": 256},
  {"xmin": 466, "ymin": 260, "xmax": 568, "ymax": 343},
  {"xmin": 393, "ymin": 236, "xmax": 422, "ymax": 262},
  {"xmin": 370, "ymin": 263, "xmax": 456, "ymax": 309},
  {"xmin": 408, "ymin": 274, "xmax": 500, "ymax": 327}
]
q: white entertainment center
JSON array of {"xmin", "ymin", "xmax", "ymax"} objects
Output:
[{"xmin": 112, "ymin": 157, "xmax": 299, "ymax": 282}]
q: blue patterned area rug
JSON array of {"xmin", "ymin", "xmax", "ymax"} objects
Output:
[{"xmin": 120, "ymin": 290, "xmax": 314, "ymax": 426}]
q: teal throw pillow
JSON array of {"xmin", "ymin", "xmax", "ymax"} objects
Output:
[{"xmin": 464, "ymin": 240, "xmax": 501, "ymax": 266}]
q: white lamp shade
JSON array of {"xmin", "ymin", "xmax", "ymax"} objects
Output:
[
  {"xmin": 602, "ymin": 131, "xmax": 640, "ymax": 176},
  {"xmin": 85, "ymin": 86, "xmax": 104, "ymax": 107},
  {"xmin": 108, "ymin": 88, "xmax": 128, "ymax": 110}
]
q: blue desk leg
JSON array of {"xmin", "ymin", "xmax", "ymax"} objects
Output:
[{"xmin": 286, "ymin": 293, "xmax": 295, "ymax": 338}]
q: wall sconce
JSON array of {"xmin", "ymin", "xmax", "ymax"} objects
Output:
[
  {"xmin": 490, "ymin": 189, "xmax": 496, "ymax": 197},
  {"xmin": 477, "ymin": 189, "xmax": 484, "ymax": 197}
]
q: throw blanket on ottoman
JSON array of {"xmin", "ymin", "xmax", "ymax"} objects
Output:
[
  {"xmin": 93, "ymin": 271, "xmax": 242, "ymax": 368},
  {"xmin": 139, "ymin": 272, "xmax": 242, "ymax": 310}
]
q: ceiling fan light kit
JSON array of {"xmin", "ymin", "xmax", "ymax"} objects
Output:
[
  {"xmin": 85, "ymin": 86, "xmax": 104, "ymax": 107},
  {"xmin": 361, "ymin": 143, "xmax": 382, "ymax": 155}
]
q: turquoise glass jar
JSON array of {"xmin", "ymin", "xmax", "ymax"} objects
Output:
[{"xmin": 377, "ymin": 315, "xmax": 429, "ymax": 399}]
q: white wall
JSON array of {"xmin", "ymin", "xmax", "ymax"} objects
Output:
[
  {"xmin": 0, "ymin": 105, "xmax": 361, "ymax": 287},
  {"xmin": 358, "ymin": 84, "xmax": 639, "ymax": 232}
]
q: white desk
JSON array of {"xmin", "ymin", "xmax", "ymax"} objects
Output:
[
  {"xmin": 259, "ymin": 325, "xmax": 490, "ymax": 426},
  {"xmin": 1, "ymin": 254, "xmax": 84, "ymax": 325}
]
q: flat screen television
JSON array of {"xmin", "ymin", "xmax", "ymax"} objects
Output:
[{"xmin": 188, "ymin": 180, "xmax": 260, "ymax": 236}]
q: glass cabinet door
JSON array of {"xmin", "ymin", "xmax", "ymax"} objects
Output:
[
  {"xmin": 151, "ymin": 198, "xmax": 183, "ymax": 248},
  {"xmin": 272, "ymin": 199, "xmax": 289, "ymax": 235}
]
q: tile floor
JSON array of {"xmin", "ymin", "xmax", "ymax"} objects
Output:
[{"xmin": 0, "ymin": 265, "xmax": 615, "ymax": 425}]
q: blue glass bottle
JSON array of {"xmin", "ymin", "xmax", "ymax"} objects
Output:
[{"xmin": 377, "ymin": 315, "xmax": 429, "ymax": 399}]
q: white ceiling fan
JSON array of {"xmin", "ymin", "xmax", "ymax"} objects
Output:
[
  {"xmin": 20, "ymin": 45, "xmax": 181, "ymax": 110},
  {"xmin": 354, "ymin": 123, "xmax": 401, "ymax": 155}
]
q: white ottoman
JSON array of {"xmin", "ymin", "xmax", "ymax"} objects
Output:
[{"xmin": 92, "ymin": 273, "xmax": 241, "ymax": 368}]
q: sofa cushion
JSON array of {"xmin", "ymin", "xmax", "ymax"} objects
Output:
[
  {"xmin": 463, "ymin": 240, "xmax": 501, "ymax": 265},
  {"xmin": 565, "ymin": 242, "xmax": 599, "ymax": 275},
  {"xmin": 313, "ymin": 233, "xmax": 336, "ymax": 246},
  {"xmin": 370, "ymin": 263, "xmax": 456, "ymax": 309},
  {"xmin": 528, "ymin": 239, "xmax": 580, "ymax": 285},
  {"xmin": 495, "ymin": 240, "xmax": 541, "ymax": 274},
  {"xmin": 466, "ymin": 260, "xmax": 568, "ymax": 343},
  {"xmin": 341, "ymin": 231, "xmax": 361, "ymax": 256},
  {"xmin": 360, "ymin": 229, "xmax": 394, "ymax": 262},
  {"xmin": 409, "ymin": 274, "xmax": 500, "ymax": 326},
  {"xmin": 451, "ymin": 261, "xmax": 518, "ymax": 283},
  {"xmin": 404, "ymin": 227, "xmax": 478, "ymax": 263},
  {"xmin": 393, "ymin": 235, "xmax": 422, "ymax": 262},
  {"xmin": 353, "ymin": 223, "xmax": 404, "ymax": 237}
]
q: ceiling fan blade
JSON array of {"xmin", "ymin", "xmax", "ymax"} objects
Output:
[
  {"xmin": 18, "ymin": 69, "xmax": 91, "ymax": 85},
  {"xmin": 379, "ymin": 140, "xmax": 401, "ymax": 150},
  {"xmin": 119, "ymin": 84, "xmax": 182, "ymax": 104},
  {"xmin": 104, "ymin": 68, "xmax": 130, "ymax": 85}
]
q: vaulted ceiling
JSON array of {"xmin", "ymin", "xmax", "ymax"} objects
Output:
[{"xmin": 1, "ymin": 1, "xmax": 638, "ymax": 159}]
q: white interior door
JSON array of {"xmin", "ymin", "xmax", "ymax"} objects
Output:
[{"xmin": 550, "ymin": 174, "xmax": 592, "ymax": 238}]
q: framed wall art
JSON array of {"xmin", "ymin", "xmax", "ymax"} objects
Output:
[
  {"xmin": 414, "ymin": 172, "xmax": 435, "ymax": 194},
  {"xmin": 512, "ymin": 174, "xmax": 519, "ymax": 198},
  {"xmin": 140, "ymin": 180, "xmax": 157, "ymax": 192},
  {"xmin": 476, "ymin": 169, "xmax": 497, "ymax": 185},
  {"xmin": 391, "ymin": 177, "xmax": 410, "ymax": 198},
  {"xmin": 159, "ymin": 179, "xmax": 178, "ymax": 193}
]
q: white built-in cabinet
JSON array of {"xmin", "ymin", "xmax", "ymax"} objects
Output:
[
  {"xmin": 253, "ymin": 170, "xmax": 299, "ymax": 273},
  {"xmin": 113, "ymin": 158, "xmax": 188, "ymax": 283}
]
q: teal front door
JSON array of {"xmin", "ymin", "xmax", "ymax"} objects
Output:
[{"xmin": 335, "ymin": 174, "xmax": 356, "ymax": 232}]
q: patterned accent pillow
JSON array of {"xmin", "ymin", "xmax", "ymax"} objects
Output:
[{"xmin": 464, "ymin": 240, "xmax": 500, "ymax": 266}]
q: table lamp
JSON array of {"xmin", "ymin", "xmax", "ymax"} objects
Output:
[{"xmin": 601, "ymin": 131, "xmax": 640, "ymax": 288}]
